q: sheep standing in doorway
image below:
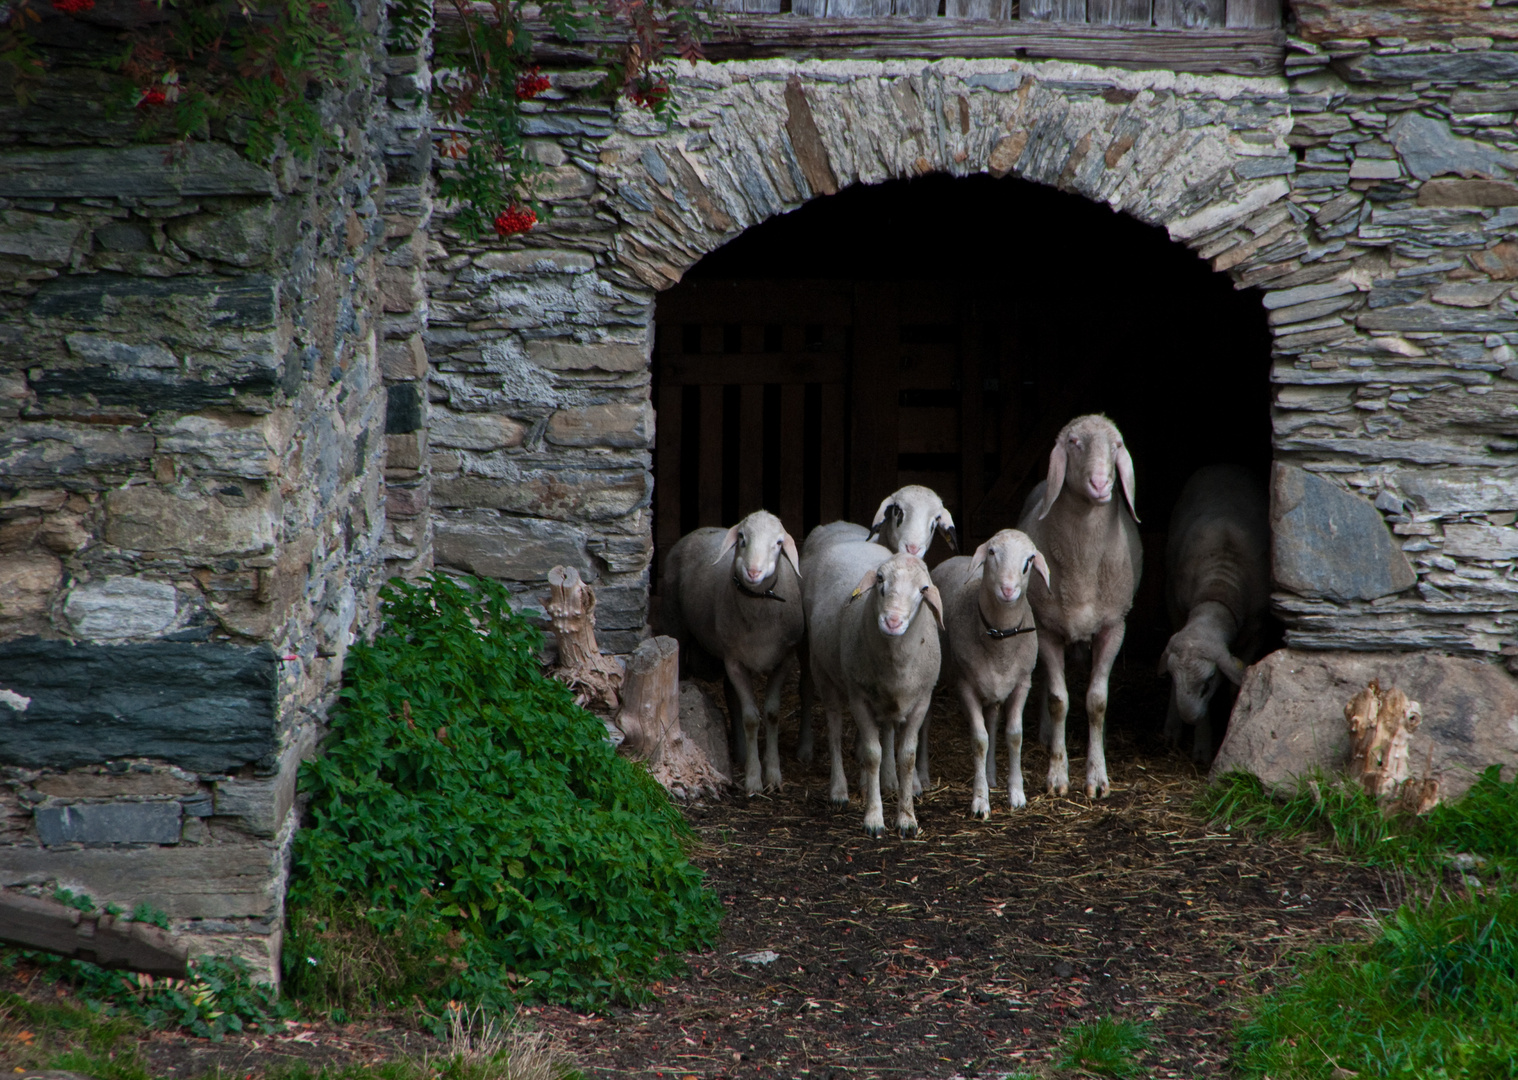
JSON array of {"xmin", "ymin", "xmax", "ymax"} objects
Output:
[
  {"xmin": 660, "ymin": 510, "xmax": 805, "ymax": 795},
  {"xmin": 1017, "ymin": 414, "xmax": 1142, "ymax": 799},
  {"xmin": 1160, "ymin": 464, "xmax": 1269, "ymax": 763}
]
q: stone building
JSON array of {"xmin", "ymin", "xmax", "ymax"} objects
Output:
[{"xmin": 3, "ymin": 0, "xmax": 1517, "ymax": 979}]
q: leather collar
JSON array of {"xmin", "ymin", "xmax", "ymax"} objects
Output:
[
  {"xmin": 733, "ymin": 573, "xmax": 787, "ymax": 602},
  {"xmin": 980, "ymin": 607, "xmax": 1034, "ymax": 639}
]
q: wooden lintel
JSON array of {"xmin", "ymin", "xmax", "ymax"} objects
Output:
[
  {"xmin": 0, "ymin": 888, "xmax": 190, "ymax": 978},
  {"xmin": 513, "ymin": 17, "xmax": 1286, "ymax": 77}
]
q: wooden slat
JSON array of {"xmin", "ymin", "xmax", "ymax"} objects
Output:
[
  {"xmin": 657, "ymin": 282, "xmax": 854, "ymax": 325},
  {"xmin": 1021, "ymin": 0, "xmax": 1088, "ymax": 22},
  {"xmin": 945, "ymin": 0, "xmax": 1014, "ymax": 18},
  {"xmin": 698, "ymin": 384, "xmax": 723, "ymax": 527},
  {"xmin": 893, "ymin": 0, "xmax": 939, "ymax": 15},
  {"xmin": 744, "ymin": 0, "xmax": 783, "ymax": 10},
  {"xmin": 660, "ymin": 354, "xmax": 847, "ymax": 386},
  {"xmin": 1154, "ymin": 0, "xmax": 1223, "ymax": 28},
  {"xmin": 851, "ymin": 284, "xmax": 900, "ymax": 523},
  {"xmin": 820, "ymin": 0, "xmax": 894, "ymax": 14},
  {"xmin": 1089, "ymin": 0, "xmax": 1151, "ymax": 25},
  {"xmin": 820, "ymin": 382, "xmax": 847, "ymax": 524},
  {"xmin": 738, "ymin": 384, "xmax": 765, "ymax": 516},
  {"xmin": 523, "ymin": 18, "xmax": 1288, "ymax": 77},
  {"xmin": 960, "ymin": 316, "xmax": 986, "ymax": 550},
  {"xmin": 655, "ymin": 380, "xmax": 684, "ymax": 576},
  {"xmin": 779, "ymin": 384, "xmax": 806, "ymax": 537},
  {"xmin": 898, "ymin": 407, "xmax": 960, "ymax": 455},
  {"xmin": 1225, "ymin": 0, "xmax": 1278, "ymax": 28}
]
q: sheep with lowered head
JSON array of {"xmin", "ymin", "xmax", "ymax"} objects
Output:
[
  {"xmin": 1017, "ymin": 414, "xmax": 1142, "ymax": 800},
  {"xmin": 660, "ymin": 509, "xmax": 804, "ymax": 795},
  {"xmin": 1160, "ymin": 464, "xmax": 1269, "ymax": 763},
  {"xmin": 932, "ymin": 529, "xmax": 1049, "ymax": 818},
  {"xmin": 806, "ymin": 545, "xmax": 943, "ymax": 837}
]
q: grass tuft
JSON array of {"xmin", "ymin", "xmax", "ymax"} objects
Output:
[{"xmin": 1057, "ymin": 1016, "xmax": 1151, "ymax": 1078}]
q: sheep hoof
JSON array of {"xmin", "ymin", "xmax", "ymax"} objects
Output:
[
  {"xmin": 830, "ymin": 796, "xmax": 850, "ymax": 810},
  {"xmin": 897, "ymin": 820, "xmax": 919, "ymax": 839},
  {"xmin": 1009, "ymin": 791, "xmax": 1027, "ymax": 810},
  {"xmin": 1085, "ymin": 779, "xmax": 1110, "ymax": 799},
  {"xmin": 970, "ymin": 798, "xmax": 991, "ymax": 820},
  {"xmin": 863, "ymin": 821, "xmax": 886, "ymax": 838}
]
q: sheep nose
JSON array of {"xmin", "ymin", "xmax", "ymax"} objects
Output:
[
  {"xmin": 905, "ymin": 544, "xmax": 921, "ymax": 556},
  {"xmin": 1001, "ymin": 585, "xmax": 1018, "ymax": 601},
  {"xmin": 746, "ymin": 566, "xmax": 765, "ymax": 582},
  {"xmin": 884, "ymin": 613, "xmax": 904, "ymax": 631}
]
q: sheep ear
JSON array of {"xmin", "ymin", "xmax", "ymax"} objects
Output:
[
  {"xmin": 1030, "ymin": 549, "xmax": 1052, "ymax": 590},
  {"xmin": 711, "ymin": 524, "xmax": 742, "ymax": 565},
  {"xmin": 849, "ymin": 568, "xmax": 879, "ymax": 602},
  {"xmin": 781, "ymin": 532, "xmax": 802, "ymax": 579},
  {"xmin": 869, "ymin": 497, "xmax": 897, "ymax": 538},
  {"xmin": 922, "ymin": 584, "xmax": 946, "ymax": 631},
  {"xmin": 966, "ymin": 541, "xmax": 989, "ymax": 584},
  {"xmin": 1036, "ymin": 440, "xmax": 1068, "ymax": 520},
  {"xmin": 938, "ymin": 510, "xmax": 959, "ymax": 552},
  {"xmin": 1156, "ymin": 642, "xmax": 1172, "ymax": 677},
  {"xmin": 1217, "ymin": 650, "xmax": 1247, "ymax": 686},
  {"xmin": 1117, "ymin": 443, "xmax": 1139, "ymax": 523}
]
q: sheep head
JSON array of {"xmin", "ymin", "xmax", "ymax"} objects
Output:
[
  {"xmin": 1158, "ymin": 626, "xmax": 1245, "ymax": 725},
  {"xmin": 713, "ymin": 509, "xmax": 802, "ymax": 586},
  {"xmin": 967, "ymin": 528, "xmax": 1050, "ymax": 604},
  {"xmin": 1035, "ymin": 414, "xmax": 1138, "ymax": 523},
  {"xmin": 851, "ymin": 553, "xmax": 944, "ymax": 637},
  {"xmin": 869, "ymin": 485, "xmax": 958, "ymax": 556}
]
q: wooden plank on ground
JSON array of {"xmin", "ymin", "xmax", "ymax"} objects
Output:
[
  {"xmin": 1021, "ymin": 0, "xmax": 1088, "ymax": 22},
  {"xmin": 779, "ymin": 384, "xmax": 806, "ymax": 536},
  {"xmin": 0, "ymin": 889, "xmax": 188, "ymax": 977},
  {"xmin": 660, "ymin": 354, "xmax": 848, "ymax": 386},
  {"xmin": 1154, "ymin": 0, "xmax": 1223, "ymax": 27},
  {"xmin": 820, "ymin": 381, "xmax": 847, "ymax": 524},
  {"xmin": 738, "ymin": 384, "xmax": 765, "ymax": 517},
  {"xmin": 699, "ymin": 384, "xmax": 724, "ymax": 527},
  {"xmin": 655, "ymin": 380, "xmax": 684, "ymax": 576},
  {"xmin": 851, "ymin": 284, "xmax": 900, "ymax": 523},
  {"xmin": 1088, "ymin": 0, "xmax": 1151, "ymax": 24},
  {"xmin": 515, "ymin": 17, "xmax": 1288, "ymax": 77},
  {"xmin": 1225, "ymin": 0, "xmax": 1278, "ymax": 27}
]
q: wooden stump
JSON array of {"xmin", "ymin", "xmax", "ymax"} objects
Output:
[
  {"xmin": 619, "ymin": 636, "xmax": 729, "ymax": 801},
  {"xmin": 545, "ymin": 565, "xmax": 623, "ymax": 713},
  {"xmin": 1345, "ymin": 680, "xmax": 1431, "ymax": 807}
]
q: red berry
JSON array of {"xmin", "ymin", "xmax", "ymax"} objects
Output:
[
  {"xmin": 492, "ymin": 206, "xmax": 537, "ymax": 237},
  {"xmin": 53, "ymin": 0, "xmax": 95, "ymax": 13},
  {"xmin": 137, "ymin": 87, "xmax": 168, "ymax": 108},
  {"xmin": 515, "ymin": 67, "xmax": 551, "ymax": 101}
]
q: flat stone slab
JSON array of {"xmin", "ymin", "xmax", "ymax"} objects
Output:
[
  {"xmin": 1213, "ymin": 649, "xmax": 1518, "ymax": 803},
  {"xmin": 0, "ymin": 639, "xmax": 277, "ymax": 773},
  {"xmin": 34, "ymin": 801, "xmax": 183, "ymax": 847},
  {"xmin": 1271, "ymin": 464, "xmax": 1416, "ymax": 602}
]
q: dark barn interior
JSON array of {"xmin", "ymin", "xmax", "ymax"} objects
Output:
[{"xmin": 652, "ymin": 172, "xmax": 1276, "ymax": 677}]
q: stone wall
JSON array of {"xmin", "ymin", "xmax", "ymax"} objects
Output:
[{"xmin": 0, "ymin": 0, "xmax": 401, "ymax": 980}]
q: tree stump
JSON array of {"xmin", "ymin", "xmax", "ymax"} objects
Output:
[
  {"xmin": 619, "ymin": 636, "xmax": 729, "ymax": 802},
  {"xmin": 545, "ymin": 565, "xmax": 623, "ymax": 713},
  {"xmin": 1345, "ymin": 679, "xmax": 1430, "ymax": 806}
]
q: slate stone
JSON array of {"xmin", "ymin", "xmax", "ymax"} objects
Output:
[
  {"xmin": 1358, "ymin": 306, "xmax": 1518, "ymax": 334},
  {"xmin": 0, "ymin": 143, "xmax": 273, "ymax": 200},
  {"xmin": 1387, "ymin": 112, "xmax": 1518, "ymax": 182},
  {"xmin": 0, "ymin": 639, "xmax": 277, "ymax": 773},
  {"xmin": 1339, "ymin": 52, "xmax": 1518, "ymax": 85},
  {"xmin": 433, "ymin": 513, "xmax": 588, "ymax": 581},
  {"xmin": 65, "ymin": 578, "xmax": 178, "ymax": 640},
  {"xmin": 1271, "ymin": 464, "xmax": 1416, "ymax": 602},
  {"xmin": 385, "ymin": 380, "xmax": 425, "ymax": 433},
  {"xmin": 30, "ymin": 365, "xmax": 280, "ymax": 410},
  {"xmin": 31, "ymin": 272, "xmax": 277, "ymax": 329},
  {"xmin": 35, "ymin": 801, "xmax": 182, "ymax": 847}
]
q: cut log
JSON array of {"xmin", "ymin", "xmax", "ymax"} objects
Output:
[
  {"xmin": 545, "ymin": 565, "xmax": 623, "ymax": 713},
  {"xmin": 619, "ymin": 636, "xmax": 730, "ymax": 801},
  {"xmin": 0, "ymin": 889, "xmax": 189, "ymax": 977},
  {"xmin": 1344, "ymin": 680, "xmax": 1427, "ymax": 804}
]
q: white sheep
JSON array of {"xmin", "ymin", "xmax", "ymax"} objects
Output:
[
  {"xmin": 660, "ymin": 509, "xmax": 804, "ymax": 795},
  {"xmin": 805, "ymin": 545, "xmax": 944, "ymax": 836},
  {"xmin": 932, "ymin": 529, "xmax": 1049, "ymax": 817},
  {"xmin": 1017, "ymin": 414, "xmax": 1143, "ymax": 800},
  {"xmin": 797, "ymin": 485, "xmax": 956, "ymax": 771},
  {"xmin": 1159, "ymin": 464, "xmax": 1269, "ymax": 763}
]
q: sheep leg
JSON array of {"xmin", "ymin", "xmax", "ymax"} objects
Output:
[
  {"xmin": 853, "ymin": 702, "xmax": 886, "ymax": 837},
  {"xmin": 1040, "ymin": 634, "xmax": 1071, "ymax": 796},
  {"xmin": 724, "ymin": 676, "xmax": 747, "ymax": 770},
  {"xmin": 914, "ymin": 711, "xmax": 930, "ymax": 796},
  {"xmin": 960, "ymin": 684, "xmax": 993, "ymax": 820},
  {"xmin": 1003, "ymin": 677, "xmax": 1032, "ymax": 810},
  {"xmin": 1162, "ymin": 690, "xmax": 1183, "ymax": 747},
  {"xmin": 1036, "ymin": 672, "xmax": 1053, "ymax": 748},
  {"xmin": 825, "ymin": 697, "xmax": 850, "ymax": 807},
  {"xmin": 1193, "ymin": 701, "xmax": 1214, "ymax": 766},
  {"xmin": 796, "ymin": 643, "xmax": 815, "ymax": 767},
  {"xmin": 760, "ymin": 653, "xmax": 794, "ymax": 791},
  {"xmin": 1084, "ymin": 621, "xmax": 1125, "ymax": 799},
  {"xmin": 725, "ymin": 659, "xmax": 771, "ymax": 796},
  {"xmin": 895, "ymin": 703, "xmax": 929, "ymax": 839},
  {"xmin": 880, "ymin": 724, "xmax": 899, "ymax": 794}
]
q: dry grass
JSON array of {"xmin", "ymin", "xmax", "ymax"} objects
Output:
[{"xmin": 442, "ymin": 1003, "xmax": 577, "ymax": 1080}]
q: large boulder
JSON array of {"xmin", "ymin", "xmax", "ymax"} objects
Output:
[
  {"xmin": 1271, "ymin": 464, "xmax": 1416, "ymax": 601},
  {"xmin": 1213, "ymin": 649, "xmax": 1518, "ymax": 801}
]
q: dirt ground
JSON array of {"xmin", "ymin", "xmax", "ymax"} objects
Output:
[{"xmin": 2, "ymin": 664, "xmax": 1393, "ymax": 1080}]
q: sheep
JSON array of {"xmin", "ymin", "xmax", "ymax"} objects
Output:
[
  {"xmin": 660, "ymin": 509, "xmax": 805, "ymax": 795},
  {"xmin": 1159, "ymin": 464, "xmax": 1269, "ymax": 764},
  {"xmin": 1017, "ymin": 414, "xmax": 1142, "ymax": 800},
  {"xmin": 931, "ymin": 529, "xmax": 1049, "ymax": 818},
  {"xmin": 805, "ymin": 544, "xmax": 943, "ymax": 836},
  {"xmin": 796, "ymin": 485, "xmax": 956, "ymax": 769}
]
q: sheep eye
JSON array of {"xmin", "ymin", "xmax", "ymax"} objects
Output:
[
  {"xmin": 1023, "ymin": 555, "xmax": 1034, "ymax": 572},
  {"xmin": 920, "ymin": 585, "xmax": 929, "ymax": 594},
  {"xmin": 737, "ymin": 533, "xmax": 746, "ymax": 546}
]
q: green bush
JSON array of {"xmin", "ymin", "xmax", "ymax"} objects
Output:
[{"xmin": 284, "ymin": 574, "xmax": 721, "ymax": 1012}]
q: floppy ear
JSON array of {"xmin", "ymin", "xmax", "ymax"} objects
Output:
[
  {"xmin": 1035, "ymin": 439, "xmax": 1068, "ymax": 521},
  {"xmin": 711, "ymin": 523, "xmax": 742, "ymax": 565},
  {"xmin": 1156, "ymin": 642, "xmax": 1173, "ymax": 677},
  {"xmin": 921, "ymin": 584, "xmax": 945, "ymax": 631},
  {"xmin": 869, "ymin": 496, "xmax": 897, "ymax": 539},
  {"xmin": 966, "ymin": 541, "xmax": 990, "ymax": 584},
  {"xmin": 938, "ymin": 510, "xmax": 959, "ymax": 552},
  {"xmin": 1216, "ymin": 650, "xmax": 1247, "ymax": 686},
  {"xmin": 849, "ymin": 567, "xmax": 879, "ymax": 603},
  {"xmin": 781, "ymin": 532, "xmax": 802, "ymax": 579},
  {"xmin": 1029, "ymin": 549, "xmax": 1052, "ymax": 590},
  {"xmin": 1116, "ymin": 442, "xmax": 1140, "ymax": 524}
]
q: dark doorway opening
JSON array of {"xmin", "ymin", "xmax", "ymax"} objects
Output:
[{"xmin": 652, "ymin": 172, "xmax": 1275, "ymax": 658}]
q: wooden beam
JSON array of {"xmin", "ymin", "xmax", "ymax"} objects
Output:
[
  {"xmin": 698, "ymin": 384, "xmax": 724, "ymax": 527},
  {"xmin": 0, "ymin": 889, "xmax": 189, "ymax": 978},
  {"xmin": 520, "ymin": 17, "xmax": 1287, "ymax": 76},
  {"xmin": 1088, "ymin": 0, "xmax": 1152, "ymax": 26},
  {"xmin": 1154, "ymin": 0, "xmax": 1224, "ymax": 28},
  {"xmin": 1226, "ymin": 0, "xmax": 1279, "ymax": 28},
  {"xmin": 655, "ymin": 380, "xmax": 684, "ymax": 580},
  {"xmin": 660, "ymin": 354, "xmax": 847, "ymax": 386},
  {"xmin": 1022, "ymin": 0, "xmax": 1088, "ymax": 22},
  {"xmin": 851, "ymin": 284, "xmax": 900, "ymax": 523}
]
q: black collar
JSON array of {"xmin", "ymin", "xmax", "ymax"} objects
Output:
[
  {"xmin": 733, "ymin": 573, "xmax": 787, "ymax": 602},
  {"xmin": 980, "ymin": 607, "xmax": 1034, "ymax": 639}
]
